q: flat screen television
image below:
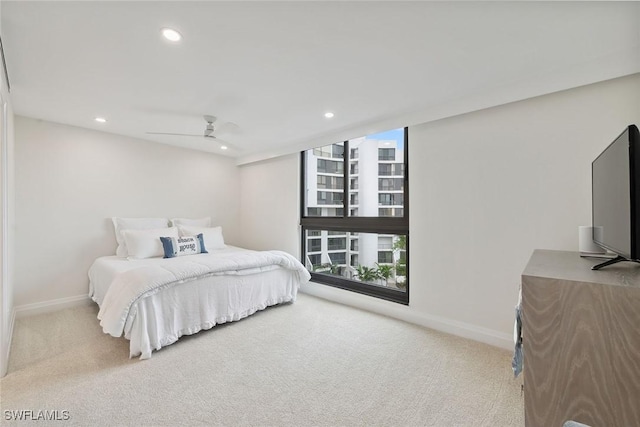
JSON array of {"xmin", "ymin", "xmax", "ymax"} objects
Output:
[{"xmin": 591, "ymin": 124, "xmax": 640, "ymax": 270}]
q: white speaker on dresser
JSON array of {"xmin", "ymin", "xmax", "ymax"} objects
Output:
[{"xmin": 578, "ymin": 225, "xmax": 606, "ymax": 256}]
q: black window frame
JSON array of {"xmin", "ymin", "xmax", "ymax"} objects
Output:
[{"xmin": 300, "ymin": 127, "xmax": 409, "ymax": 305}]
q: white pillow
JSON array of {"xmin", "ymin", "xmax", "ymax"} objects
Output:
[
  {"xmin": 170, "ymin": 217, "xmax": 212, "ymax": 227},
  {"xmin": 112, "ymin": 217, "xmax": 169, "ymax": 257},
  {"xmin": 178, "ymin": 225, "xmax": 225, "ymax": 251},
  {"xmin": 123, "ymin": 227, "xmax": 179, "ymax": 260}
]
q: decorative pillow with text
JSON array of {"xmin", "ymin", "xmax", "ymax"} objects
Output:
[{"xmin": 160, "ymin": 234, "xmax": 208, "ymax": 258}]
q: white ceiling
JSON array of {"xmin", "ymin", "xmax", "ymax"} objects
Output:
[{"xmin": 2, "ymin": 1, "xmax": 639, "ymax": 164}]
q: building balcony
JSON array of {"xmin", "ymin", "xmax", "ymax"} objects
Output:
[
  {"xmin": 317, "ymin": 187, "xmax": 344, "ymax": 192},
  {"xmin": 316, "ymin": 171, "xmax": 344, "ymax": 177}
]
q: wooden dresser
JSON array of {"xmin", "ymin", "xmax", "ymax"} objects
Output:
[{"xmin": 521, "ymin": 250, "xmax": 640, "ymax": 427}]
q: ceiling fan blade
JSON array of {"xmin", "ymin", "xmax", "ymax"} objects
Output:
[
  {"xmin": 205, "ymin": 135, "xmax": 241, "ymax": 151},
  {"xmin": 215, "ymin": 121, "xmax": 240, "ymax": 135},
  {"xmin": 146, "ymin": 132, "xmax": 203, "ymax": 137},
  {"xmin": 147, "ymin": 114, "xmax": 240, "ymax": 151}
]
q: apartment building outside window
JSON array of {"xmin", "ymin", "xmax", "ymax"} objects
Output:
[
  {"xmin": 379, "ymin": 163, "xmax": 404, "ymax": 176},
  {"xmin": 379, "ymin": 193, "xmax": 403, "ymax": 206},
  {"xmin": 378, "ymin": 148, "xmax": 395, "ymax": 161},
  {"xmin": 317, "ymin": 191, "xmax": 344, "ymax": 205},
  {"xmin": 379, "ymin": 178, "xmax": 404, "ymax": 191},
  {"xmin": 328, "ymin": 237, "xmax": 346, "ymax": 250},
  {"xmin": 317, "ymin": 175, "xmax": 344, "ymax": 190},
  {"xmin": 307, "ymin": 239, "xmax": 321, "ymax": 252},
  {"xmin": 317, "ymin": 159, "xmax": 344, "ymax": 174},
  {"xmin": 379, "ymin": 208, "xmax": 404, "ymax": 217},
  {"xmin": 378, "ymin": 251, "xmax": 394, "ymax": 264},
  {"xmin": 301, "ymin": 128, "xmax": 409, "ymax": 304},
  {"xmin": 308, "ymin": 254, "xmax": 321, "ymax": 265}
]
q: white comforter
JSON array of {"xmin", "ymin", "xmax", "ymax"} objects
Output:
[{"xmin": 97, "ymin": 249, "xmax": 311, "ymax": 341}]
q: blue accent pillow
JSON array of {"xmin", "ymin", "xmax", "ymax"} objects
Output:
[{"xmin": 160, "ymin": 233, "xmax": 208, "ymax": 258}]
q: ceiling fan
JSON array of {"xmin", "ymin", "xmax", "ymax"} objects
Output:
[{"xmin": 146, "ymin": 115, "xmax": 239, "ymax": 151}]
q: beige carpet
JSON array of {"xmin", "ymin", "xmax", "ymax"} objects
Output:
[{"xmin": 1, "ymin": 294, "xmax": 524, "ymax": 426}]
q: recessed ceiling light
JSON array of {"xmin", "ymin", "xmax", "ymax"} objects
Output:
[
  {"xmin": 220, "ymin": 145, "xmax": 228, "ymax": 150},
  {"xmin": 324, "ymin": 112, "xmax": 335, "ymax": 119},
  {"xmin": 94, "ymin": 117, "xmax": 107, "ymax": 123},
  {"xmin": 161, "ymin": 28, "xmax": 182, "ymax": 42}
]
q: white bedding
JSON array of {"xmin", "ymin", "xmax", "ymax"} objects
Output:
[{"xmin": 88, "ymin": 246, "xmax": 310, "ymax": 359}]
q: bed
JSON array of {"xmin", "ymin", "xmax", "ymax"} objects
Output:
[{"xmin": 89, "ymin": 245, "xmax": 311, "ymax": 359}]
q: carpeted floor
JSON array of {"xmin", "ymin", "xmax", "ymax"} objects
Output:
[{"xmin": 1, "ymin": 294, "xmax": 524, "ymax": 426}]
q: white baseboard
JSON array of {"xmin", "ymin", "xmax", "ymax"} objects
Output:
[
  {"xmin": 300, "ymin": 282, "xmax": 513, "ymax": 351},
  {"xmin": 14, "ymin": 294, "xmax": 92, "ymax": 319}
]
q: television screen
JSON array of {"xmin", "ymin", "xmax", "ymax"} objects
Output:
[{"xmin": 591, "ymin": 124, "xmax": 640, "ymax": 266}]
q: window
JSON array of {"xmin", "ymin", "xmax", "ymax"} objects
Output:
[
  {"xmin": 379, "ymin": 208, "xmax": 404, "ymax": 217},
  {"xmin": 378, "ymin": 251, "xmax": 394, "ymax": 264},
  {"xmin": 378, "ymin": 236, "xmax": 393, "ymax": 249},
  {"xmin": 301, "ymin": 128, "xmax": 409, "ymax": 304},
  {"xmin": 314, "ymin": 143, "xmax": 344, "ymax": 160},
  {"xmin": 329, "ymin": 252, "xmax": 346, "ymax": 265},
  {"xmin": 318, "ymin": 175, "xmax": 343, "ymax": 190},
  {"xmin": 378, "ymin": 148, "xmax": 395, "ymax": 161},
  {"xmin": 317, "ymin": 159, "xmax": 343, "ymax": 174},
  {"xmin": 328, "ymin": 237, "xmax": 346, "ymax": 250},
  {"xmin": 317, "ymin": 175, "xmax": 344, "ymax": 190},
  {"xmin": 350, "ymin": 254, "xmax": 359, "ymax": 266},
  {"xmin": 379, "ymin": 163, "xmax": 404, "ymax": 176},
  {"xmin": 317, "ymin": 191, "xmax": 343, "ymax": 205},
  {"xmin": 307, "ymin": 254, "xmax": 321, "ymax": 267},
  {"xmin": 379, "ymin": 193, "xmax": 403, "ymax": 206},
  {"xmin": 379, "ymin": 178, "xmax": 403, "ymax": 191},
  {"xmin": 307, "ymin": 239, "xmax": 321, "ymax": 252}
]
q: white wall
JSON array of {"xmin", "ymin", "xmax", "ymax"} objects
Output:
[
  {"xmin": 409, "ymin": 73, "xmax": 640, "ymax": 339},
  {"xmin": 0, "ymin": 0, "xmax": 17, "ymax": 374},
  {"xmin": 239, "ymin": 74, "xmax": 640, "ymax": 349},
  {"xmin": 0, "ymin": 65, "xmax": 15, "ymax": 377},
  {"xmin": 13, "ymin": 116, "xmax": 241, "ymax": 308},
  {"xmin": 238, "ymin": 153, "xmax": 300, "ymax": 256}
]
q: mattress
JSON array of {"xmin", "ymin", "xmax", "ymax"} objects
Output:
[{"xmin": 88, "ymin": 245, "xmax": 249, "ymax": 306}]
